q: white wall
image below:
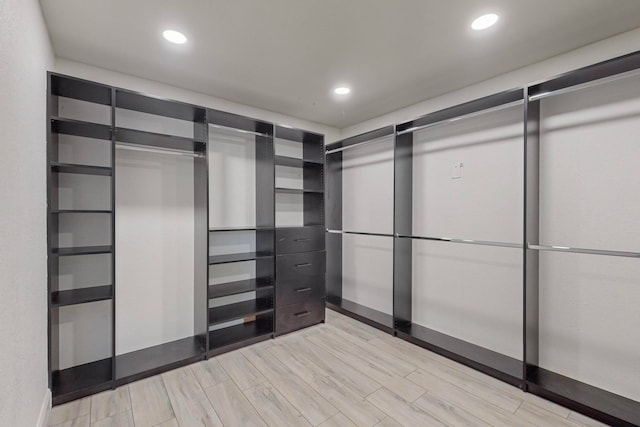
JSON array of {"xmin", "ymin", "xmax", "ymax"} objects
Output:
[
  {"xmin": 338, "ymin": 27, "xmax": 640, "ymax": 140},
  {"xmin": 0, "ymin": 0, "xmax": 54, "ymax": 425},
  {"xmin": 54, "ymin": 59, "xmax": 341, "ymax": 143}
]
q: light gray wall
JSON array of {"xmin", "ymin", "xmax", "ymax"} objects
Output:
[{"xmin": 0, "ymin": 0, "xmax": 54, "ymax": 425}]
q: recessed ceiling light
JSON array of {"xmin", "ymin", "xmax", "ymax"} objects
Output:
[
  {"xmin": 334, "ymin": 87, "xmax": 351, "ymax": 95},
  {"xmin": 163, "ymin": 30, "xmax": 187, "ymax": 44},
  {"xmin": 471, "ymin": 13, "xmax": 499, "ymax": 30}
]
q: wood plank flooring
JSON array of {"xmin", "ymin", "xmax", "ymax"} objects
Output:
[{"xmin": 50, "ymin": 309, "xmax": 609, "ymax": 427}]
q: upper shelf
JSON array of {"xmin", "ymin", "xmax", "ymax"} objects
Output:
[
  {"xmin": 275, "ymin": 155, "xmax": 323, "ymax": 168},
  {"xmin": 50, "ymin": 74, "xmax": 112, "ymax": 106},
  {"xmin": 51, "ymin": 285, "xmax": 113, "ymax": 307},
  {"xmin": 116, "ymin": 128, "xmax": 206, "ymax": 152},
  {"xmin": 116, "ymin": 89, "xmax": 206, "ymax": 122},
  {"xmin": 208, "ymin": 251, "xmax": 273, "ymax": 265},
  {"xmin": 51, "ymin": 245, "xmax": 113, "ymax": 256},
  {"xmin": 275, "ymin": 187, "xmax": 323, "ymax": 195},
  {"xmin": 209, "ymin": 226, "xmax": 274, "ymax": 232},
  {"xmin": 51, "ymin": 117, "xmax": 112, "ymax": 141},
  {"xmin": 51, "ymin": 163, "xmax": 112, "ymax": 176}
]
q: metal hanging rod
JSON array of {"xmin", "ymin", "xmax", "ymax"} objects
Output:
[
  {"xmin": 325, "ymin": 133, "xmax": 395, "ymax": 155},
  {"xmin": 528, "ymin": 68, "xmax": 640, "ymax": 102},
  {"xmin": 396, "ymin": 234, "xmax": 522, "ymax": 249},
  {"xmin": 528, "ymin": 244, "xmax": 640, "ymax": 258},
  {"xmin": 326, "ymin": 229, "xmax": 395, "ymax": 238},
  {"xmin": 396, "ymin": 99, "xmax": 524, "ymax": 136},
  {"xmin": 115, "ymin": 142, "xmax": 204, "ymax": 158},
  {"xmin": 208, "ymin": 123, "xmax": 270, "ymax": 138}
]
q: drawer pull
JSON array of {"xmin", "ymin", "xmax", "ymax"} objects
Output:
[
  {"xmin": 295, "ymin": 263, "xmax": 312, "ymax": 268},
  {"xmin": 294, "ymin": 238, "xmax": 312, "ymax": 242},
  {"xmin": 295, "ymin": 287, "xmax": 312, "ymax": 293},
  {"xmin": 294, "ymin": 311, "xmax": 310, "ymax": 318}
]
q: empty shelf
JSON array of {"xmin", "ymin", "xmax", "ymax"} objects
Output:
[
  {"xmin": 326, "ymin": 296, "xmax": 394, "ymax": 331},
  {"xmin": 116, "ymin": 127, "xmax": 206, "ymax": 152},
  {"xmin": 52, "ymin": 245, "xmax": 113, "ymax": 256},
  {"xmin": 209, "ymin": 278, "xmax": 273, "ymax": 299},
  {"xmin": 51, "ymin": 74, "xmax": 112, "ymax": 105},
  {"xmin": 275, "ymin": 187, "xmax": 323, "ymax": 194},
  {"xmin": 52, "ymin": 209, "xmax": 112, "ymax": 214},
  {"xmin": 275, "ymin": 155, "xmax": 323, "ymax": 168},
  {"xmin": 208, "ymin": 251, "xmax": 273, "ymax": 265},
  {"xmin": 116, "ymin": 89, "xmax": 206, "ymax": 122},
  {"xmin": 209, "ymin": 318, "xmax": 273, "ymax": 351},
  {"xmin": 51, "ymin": 163, "xmax": 112, "ymax": 176},
  {"xmin": 116, "ymin": 336, "xmax": 204, "ymax": 382},
  {"xmin": 51, "ymin": 117, "xmax": 112, "ymax": 141},
  {"xmin": 209, "ymin": 226, "xmax": 274, "ymax": 232},
  {"xmin": 52, "ymin": 358, "xmax": 112, "ymax": 404},
  {"xmin": 52, "ymin": 285, "xmax": 113, "ymax": 307},
  {"xmin": 209, "ymin": 298, "xmax": 273, "ymax": 325}
]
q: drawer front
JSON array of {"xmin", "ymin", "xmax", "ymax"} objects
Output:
[
  {"xmin": 276, "ymin": 226, "xmax": 325, "ymax": 255},
  {"xmin": 276, "ymin": 276, "xmax": 324, "ymax": 307},
  {"xmin": 276, "ymin": 251, "xmax": 325, "ymax": 286},
  {"xmin": 276, "ymin": 301, "xmax": 325, "ymax": 335}
]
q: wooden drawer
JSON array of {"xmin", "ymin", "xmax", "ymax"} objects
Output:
[
  {"xmin": 276, "ymin": 251, "xmax": 325, "ymax": 287},
  {"xmin": 276, "ymin": 301, "xmax": 325, "ymax": 335},
  {"xmin": 276, "ymin": 226, "xmax": 325, "ymax": 255},
  {"xmin": 276, "ymin": 274, "xmax": 324, "ymax": 307}
]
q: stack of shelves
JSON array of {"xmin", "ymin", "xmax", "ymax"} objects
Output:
[
  {"xmin": 274, "ymin": 126, "xmax": 326, "ymax": 335},
  {"xmin": 207, "ymin": 111, "xmax": 276, "ymax": 355},
  {"xmin": 47, "ymin": 74, "xmax": 115, "ymax": 403}
]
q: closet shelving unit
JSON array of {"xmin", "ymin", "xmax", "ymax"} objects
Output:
[
  {"xmin": 523, "ymin": 51, "xmax": 640, "ymax": 427},
  {"xmin": 393, "ymin": 88, "xmax": 525, "ymax": 387},
  {"xmin": 47, "ymin": 73, "xmax": 210, "ymax": 404},
  {"xmin": 112, "ymin": 88, "xmax": 208, "ymax": 386},
  {"xmin": 274, "ymin": 126, "xmax": 326, "ymax": 335},
  {"xmin": 47, "ymin": 74, "xmax": 115, "ymax": 403},
  {"xmin": 325, "ymin": 50, "xmax": 640, "ymax": 427},
  {"xmin": 206, "ymin": 110, "xmax": 276, "ymax": 356},
  {"xmin": 325, "ymin": 126, "xmax": 396, "ymax": 333}
]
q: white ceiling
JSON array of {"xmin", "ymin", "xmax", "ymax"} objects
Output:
[{"xmin": 40, "ymin": 0, "xmax": 640, "ymax": 128}]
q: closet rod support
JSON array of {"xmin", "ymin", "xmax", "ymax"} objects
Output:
[
  {"xmin": 326, "ymin": 229, "xmax": 394, "ymax": 238},
  {"xmin": 528, "ymin": 68, "xmax": 640, "ymax": 101},
  {"xmin": 397, "ymin": 234, "xmax": 521, "ymax": 249},
  {"xmin": 115, "ymin": 142, "xmax": 204, "ymax": 158},
  {"xmin": 325, "ymin": 134, "xmax": 394, "ymax": 155},
  {"xmin": 396, "ymin": 99, "xmax": 524, "ymax": 136},
  {"xmin": 208, "ymin": 123, "xmax": 270, "ymax": 138},
  {"xmin": 528, "ymin": 244, "xmax": 640, "ymax": 258}
]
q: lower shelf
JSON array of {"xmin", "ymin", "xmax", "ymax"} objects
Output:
[
  {"xmin": 209, "ymin": 317, "xmax": 273, "ymax": 354},
  {"xmin": 528, "ymin": 367, "xmax": 640, "ymax": 427},
  {"xmin": 52, "ymin": 358, "xmax": 112, "ymax": 405},
  {"xmin": 115, "ymin": 336, "xmax": 204, "ymax": 384},
  {"xmin": 326, "ymin": 296, "xmax": 394, "ymax": 333},
  {"xmin": 51, "ymin": 285, "xmax": 113, "ymax": 307},
  {"xmin": 395, "ymin": 323, "xmax": 522, "ymax": 386}
]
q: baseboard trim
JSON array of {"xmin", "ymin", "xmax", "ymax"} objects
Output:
[{"xmin": 36, "ymin": 388, "xmax": 51, "ymax": 427}]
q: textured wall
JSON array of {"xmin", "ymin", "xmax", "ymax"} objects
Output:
[{"xmin": 0, "ymin": 0, "xmax": 54, "ymax": 425}]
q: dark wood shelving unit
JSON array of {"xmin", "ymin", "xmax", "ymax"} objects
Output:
[
  {"xmin": 115, "ymin": 337, "xmax": 205, "ymax": 385},
  {"xmin": 275, "ymin": 155, "xmax": 323, "ymax": 168},
  {"xmin": 208, "ymin": 278, "xmax": 273, "ymax": 299},
  {"xmin": 51, "ymin": 162, "xmax": 112, "ymax": 176},
  {"xmin": 208, "ymin": 317, "xmax": 274, "ymax": 355},
  {"xmin": 51, "ymin": 285, "xmax": 113, "ymax": 307},
  {"xmin": 115, "ymin": 127, "xmax": 205, "ymax": 152},
  {"xmin": 51, "ymin": 117, "xmax": 112, "ymax": 141},
  {"xmin": 51, "ymin": 245, "xmax": 113, "ymax": 256},
  {"xmin": 208, "ymin": 251, "xmax": 273, "ymax": 265},
  {"xmin": 275, "ymin": 187, "xmax": 323, "ymax": 194},
  {"xmin": 274, "ymin": 125, "xmax": 326, "ymax": 336},
  {"xmin": 208, "ymin": 298, "xmax": 274, "ymax": 325},
  {"xmin": 51, "ymin": 358, "xmax": 113, "ymax": 405}
]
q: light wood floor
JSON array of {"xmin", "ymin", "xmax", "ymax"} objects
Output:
[{"xmin": 49, "ymin": 309, "xmax": 608, "ymax": 427}]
